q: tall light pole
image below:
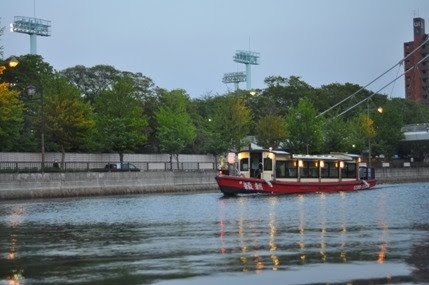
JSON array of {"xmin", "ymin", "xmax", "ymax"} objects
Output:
[
  {"xmin": 27, "ymin": 85, "xmax": 45, "ymax": 171},
  {"xmin": 11, "ymin": 16, "xmax": 51, "ymax": 55},
  {"xmin": 233, "ymin": 50, "xmax": 260, "ymax": 90}
]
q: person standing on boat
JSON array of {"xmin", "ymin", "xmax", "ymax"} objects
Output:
[{"xmin": 255, "ymin": 162, "xmax": 263, "ymax": 179}]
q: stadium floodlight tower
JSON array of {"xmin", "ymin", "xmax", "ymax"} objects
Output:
[
  {"xmin": 233, "ymin": 50, "xmax": 260, "ymax": 90},
  {"xmin": 11, "ymin": 16, "xmax": 51, "ymax": 54},
  {"xmin": 222, "ymin": 71, "xmax": 246, "ymax": 91}
]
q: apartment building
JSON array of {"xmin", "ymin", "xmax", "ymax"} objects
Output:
[{"xmin": 404, "ymin": 17, "xmax": 429, "ymax": 107}]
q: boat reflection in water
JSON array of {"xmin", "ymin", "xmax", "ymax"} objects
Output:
[{"xmin": 218, "ymin": 191, "xmax": 397, "ymax": 276}]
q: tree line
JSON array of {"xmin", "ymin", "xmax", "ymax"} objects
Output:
[{"xmin": 1, "ymin": 54, "xmax": 429, "ymax": 164}]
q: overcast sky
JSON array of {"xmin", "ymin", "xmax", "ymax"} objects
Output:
[{"xmin": 1, "ymin": 0, "xmax": 428, "ymax": 98}]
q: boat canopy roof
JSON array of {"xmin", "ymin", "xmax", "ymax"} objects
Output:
[
  {"xmin": 238, "ymin": 148, "xmax": 359, "ymax": 162},
  {"xmin": 292, "ymin": 153, "xmax": 357, "ymax": 161},
  {"xmin": 237, "ymin": 148, "xmax": 290, "ymax": 155}
]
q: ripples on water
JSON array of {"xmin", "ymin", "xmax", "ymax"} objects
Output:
[{"xmin": 0, "ymin": 182, "xmax": 428, "ymax": 285}]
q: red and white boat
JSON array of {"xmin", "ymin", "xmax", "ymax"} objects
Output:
[{"xmin": 215, "ymin": 147, "xmax": 376, "ymax": 196}]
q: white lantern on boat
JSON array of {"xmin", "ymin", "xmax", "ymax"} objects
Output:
[{"xmin": 227, "ymin": 152, "xmax": 236, "ymax": 164}]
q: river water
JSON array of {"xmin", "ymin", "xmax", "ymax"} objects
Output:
[{"xmin": 0, "ymin": 182, "xmax": 428, "ymax": 285}]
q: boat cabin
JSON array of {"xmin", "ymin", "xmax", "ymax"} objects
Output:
[{"xmin": 235, "ymin": 149, "xmax": 364, "ymax": 182}]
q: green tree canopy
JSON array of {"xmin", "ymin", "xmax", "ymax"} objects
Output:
[
  {"xmin": 371, "ymin": 101, "xmax": 404, "ymax": 158},
  {"xmin": 322, "ymin": 117, "xmax": 357, "ymax": 153},
  {"xmin": 93, "ymin": 75, "xmax": 148, "ymax": 161},
  {"xmin": 155, "ymin": 89, "xmax": 196, "ymax": 155},
  {"xmin": 204, "ymin": 93, "xmax": 252, "ymax": 154},
  {"xmin": 255, "ymin": 115, "xmax": 287, "ymax": 149},
  {"xmin": 42, "ymin": 76, "xmax": 94, "ymax": 160},
  {"xmin": 285, "ymin": 98, "xmax": 324, "ymax": 153},
  {"xmin": 0, "ymin": 83, "xmax": 24, "ymax": 151},
  {"xmin": 60, "ymin": 64, "xmax": 121, "ymax": 102},
  {"xmin": 1, "ymin": 55, "xmax": 55, "ymax": 152},
  {"xmin": 1, "ymin": 54, "xmax": 54, "ymax": 92}
]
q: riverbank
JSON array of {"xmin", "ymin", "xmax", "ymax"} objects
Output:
[
  {"xmin": 0, "ymin": 167, "xmax": 428, "ymax": 200},
  {"xmin": 0, "ymin": 171, "xmax": 219, "ymax": 200}
]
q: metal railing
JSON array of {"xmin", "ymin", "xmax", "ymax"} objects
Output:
[{"xmin": 0, "ymin": 161, "xmax": 216, "ymax": 173}]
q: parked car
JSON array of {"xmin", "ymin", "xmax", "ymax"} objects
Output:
[{"xmin": 104, "ymin": 162, "xmax": 140, "ymax": 172}]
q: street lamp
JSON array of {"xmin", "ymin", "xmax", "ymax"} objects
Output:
[
  {"xmin": 0, "ymin": 56, "xmax": 19, "ymax": 75},
  {"xmin": 27, "ymin": 85, "xmax": 45, "ymax": 171}
]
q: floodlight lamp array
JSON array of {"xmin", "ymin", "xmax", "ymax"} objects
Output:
[
  {"xmin": 233, "ymin": 50, "xmax": 260, "ymax": 65},
  {"xmin": 222, "ymin": 72, "xmax": 247, "ymax": 83},
  {"xmin": 11, "ymin": 16, "xmax": 51, "ymax": 36}
]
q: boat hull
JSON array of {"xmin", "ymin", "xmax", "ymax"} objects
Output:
[{"xmin": 215, "ymin": 175, "xmax": 377, "ymax": 196}]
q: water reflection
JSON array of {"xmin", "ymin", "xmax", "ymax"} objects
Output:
[
  {"xmin": 218, "ymin": 191, "xmax": 402, "ymax": 274},
  {"xmin": 268, "ymin": 197, "xmax": 279, "ymax": 271},
  {"xmin": 376, "ymin": 192, "xmax": 389, "ymax": 264},
  {"xmin": 3, "ymin": 205, "xmax": 26, "ymax": 285},
  {"xmin": 339, "ymin": 191, "xmax": 348, "ymax": 262}
]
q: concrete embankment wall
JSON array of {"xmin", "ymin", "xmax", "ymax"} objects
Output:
[
  {"xmin": 0, "ymin": 167, "xmax": 428, "ymax": 200},
  {"xmin": 0, "ymin": 171, "xmax": 219, "ymax": 200},
  {"xmin": 375, "ymin": 167, "xmax": 429, "ymax": 183}
]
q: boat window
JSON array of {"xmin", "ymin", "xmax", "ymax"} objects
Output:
[
  {"xmin": 321, "ymin": 163, "xmax": 329, "ymax": 178},
  {"xmin": 342, "ymin": 163, "xmax": 357, "ymax": 178},
  {"xmin": 275, "ymin": 161, "xmax": 297, "ymax": 178},
  {"xmin": 322, "ymin": 162, "xmax": 339, "ymax": 178},
  {"xmin": 263, "ymin": 157, "xmax": 273, "ymax": 171},
  {"xmin": 301, "ymin": 161, "xmax": 318, "ymax": 178},
  {"xmin": 240, "ymin": 158, "xmax": 249, "ymax": 171}
]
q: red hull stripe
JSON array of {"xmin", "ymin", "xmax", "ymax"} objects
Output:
[{"xmin": 215, "ymin": 176, "xmax": 376, "ymax": 195}]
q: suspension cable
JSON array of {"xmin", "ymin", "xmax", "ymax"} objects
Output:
[
  {"xmin": 335, "ymin": 54, "xmax": 429, "ymax": 118},
  {"xmin": 317, "ymin": 36, "xmax": 429, "ymax": 118}
]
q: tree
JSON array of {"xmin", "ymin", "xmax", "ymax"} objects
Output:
[
  {"xmin": 1, "ymin": 54, "xmax": 54, "ymax": 90},
  {"xmin": 285, "ymin": 98, "xmax": 324, "ymax": 153},
  {"xmin": 249, "ymin": 76, "xmax": 320, "ymax": 133},
  {"xmin": 391, "ymin": 97, "xmax": 429, "ymax": 124},
  {"xmin": 0, "ymin": 83, "xmax": 24, "ymax": 150},
  {"xmin": 60, "ymin": 65, "xmax": 121, "ymax": 102},
  {"xmin": 155, "ymin": 89, "xmax": 196, "ymax": 169},
  {"xmin": 186, "ymin": 96, "xmax": 212, "ymax": 154},
  {"xmin": 42, "ymin": 76, "xmax": 94, "ymax": 163},
  {"xmin": 316, "ymin": 83, "xmax": 372, "ymax": 115},
  {"xmin": 371, "ymin": 101, "xmax": 404, "ymax": 158},
  {"xmin": 322, "ymin": 117, "xmax": 357, "ymax": 153},
  {"xmin": 255, "ymin": 115, "xmax": 287, "ymax": 148},
  {"xmin": 204, "ymin": 94, "xmax": 252, "ymax": 155},
  {"xmin": 0, "ymin": 55, "xmax": 55, "ymax": 151},
  {"xmin": 350, "ymin": 112, "xmax": 376, "ymax": 160},
  {"xmin": 93, "ymin": 75, "xmax": 148, "ymax": 161}
]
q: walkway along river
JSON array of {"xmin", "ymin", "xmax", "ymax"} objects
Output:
[{"xmin": 0, "ymin": 167, "xmax": 428, "ymax": 199}]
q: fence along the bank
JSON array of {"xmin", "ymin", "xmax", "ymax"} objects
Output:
[{"xmin": 0, "ymin": 152, "xmax": 217, "ymax": 172}]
